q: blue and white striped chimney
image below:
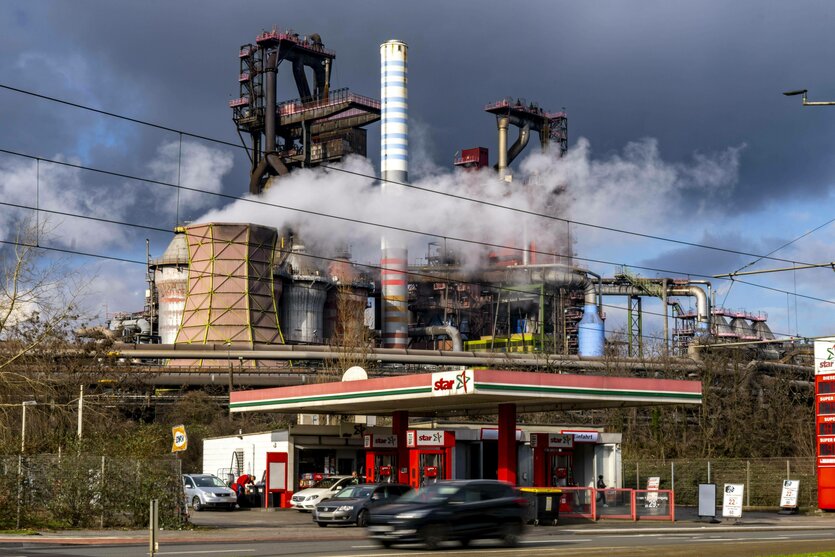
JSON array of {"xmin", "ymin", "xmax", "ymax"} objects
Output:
[
  {"xmin": 381, "ymin": 40, "xmax": 408, "ymax": 184},
  {"xmin": 380, "ymin": 40, "xmax": 409, "ymax": 349}
]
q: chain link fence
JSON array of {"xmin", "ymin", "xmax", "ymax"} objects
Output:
[
  {"xmin": 0, "ymin": 453, "xmax": 186, "ymax": 529},
  {"xmin": 623, "ymin": 457, "xmax": 817, "ymax": 509}
]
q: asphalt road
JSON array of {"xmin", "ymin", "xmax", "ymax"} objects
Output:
[
  {"xmin": 3, "ymin": 529, "xmax": 835, "ymax": 557},
  {"xmin": 2, "ymin": 507, "xmax": 835, "ymax": 557}
]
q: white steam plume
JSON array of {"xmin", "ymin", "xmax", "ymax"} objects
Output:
[{"xmin": 196, "ymin": 137, "xmax": 743, "ymax": 271}]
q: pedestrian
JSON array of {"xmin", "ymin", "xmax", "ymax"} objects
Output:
[
  {"xmin": 350, "ymin": 470, "xmax": 359, "ymax": 485},
  {"xmin": 597, "ymin": 475, "xmax": 607, "ymax": 507}
]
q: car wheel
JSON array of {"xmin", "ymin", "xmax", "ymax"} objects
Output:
[
  {"xmin": 192, "ymin": 496, "xmax": 203, "ymax": 512},
  {"xmin": 421, "ymin": 523, "xmax": 447, "ymax": 550},
  {"xmin": 501, "ymin": 521, "xmax": 523, "ymax": 547},
  {"xmin": 356, "ymin": 509, "xmax": 369, "ymax": 527},
  {"xmin": 317, "ymin": 522, "xmax": 328, "ymax": 528}
]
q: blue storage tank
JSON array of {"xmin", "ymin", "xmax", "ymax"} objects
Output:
[{"xmin": 578, "ymin": 303, "xmax": 604, "ymax": 356}]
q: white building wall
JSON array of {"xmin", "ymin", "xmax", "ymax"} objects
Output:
[{"xmin": 202, "ymin": 432, "xmax": 289, "ymax": 483}]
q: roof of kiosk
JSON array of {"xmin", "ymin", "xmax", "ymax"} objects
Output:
[{"xmin": 229, "ymin": 369, "xmax": 702, "ymax": 417}]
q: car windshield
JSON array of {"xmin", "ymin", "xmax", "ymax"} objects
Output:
[
  {"xmin": 397, "ymin": 484, "xmax": 459, "ymax": 503},
  {"xmin": 333, "ymin": 485, "xmax": 374, "ymax": 499},
  {"xmin": 192, "ymin": 476, "xmax": 227, "ymax": 488},
  {"xmin": 311, "ymin": 477, "xmax": 342, "ymax": 489}
]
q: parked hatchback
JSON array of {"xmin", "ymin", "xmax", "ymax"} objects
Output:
[
  {"xmin": 182, "ymin": 474, "xmax": 237, "ymax": 512},
  {"xmin": 313, "ymin": 483, "xmax": 412, "ymax": 527},
  {"xmin": 367, "ymin": 480, "xmax": 527, "ymax": 549}
]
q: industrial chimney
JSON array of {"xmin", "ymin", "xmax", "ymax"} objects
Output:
[{"xmin": 380, "ymin": 40, "xmax": 409, "ymax": 349}]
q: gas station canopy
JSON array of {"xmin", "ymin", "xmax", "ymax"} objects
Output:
[{"xmin": 230, "ymin": 369, "xmax": 702, "ymax": 417}]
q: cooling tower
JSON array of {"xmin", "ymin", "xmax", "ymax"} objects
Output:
[
  {"xmin": 175, "ymin": 223, "xmax": 283, "ymax": 347},
  {"xmin": 153, "ymin": 227, "xmax": 189, "ymax": 345}
]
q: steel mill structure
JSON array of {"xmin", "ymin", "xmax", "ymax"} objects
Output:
[{"xmin": 126, "ymin": 26, "xmax": 787, "ymax": 370}]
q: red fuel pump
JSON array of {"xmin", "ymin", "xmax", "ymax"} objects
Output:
[
  {"xmin": 406, "ymin": 430, "xmax": 455, "ymax": 489},
  {"xmin": 364, "ymin": 433, "xmax": 399, "ymax": 484},
  {"xmin": 531, "ymin": 433, "xmax": 575, "ymax": 487}
]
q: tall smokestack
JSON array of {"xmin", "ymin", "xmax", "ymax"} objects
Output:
[{"xmin": 380, "ymin": 40, "xmax": 409, "ymax": 349}]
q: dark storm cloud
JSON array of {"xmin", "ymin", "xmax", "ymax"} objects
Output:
[
  {"xmin": 5, "ymin": 0, "xmax": 835, "ymax": 215},
  {"xmin": 3, "ymin": 0, "xmax": 835, "ymax": 327}
]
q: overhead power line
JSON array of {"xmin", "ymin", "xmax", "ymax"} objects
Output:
[
  {"xmin": 2, "ymin": 82, "xmax": 832, "ymax": 332},
  {"xmin": 0, "ymin": 82, "xmax": 818, "ymax": 269}
]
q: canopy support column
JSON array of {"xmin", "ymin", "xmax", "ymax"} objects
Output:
[
  {"xmin": 393, "ymin": 410, "xmax": 409, "ymax": 484},
  {"xmin": 498, "ymin": 402, "xmax": 517, "ymax": 484}
]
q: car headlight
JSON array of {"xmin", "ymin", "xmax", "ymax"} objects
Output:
[
  {"xmin": 395, "ymin": 509, "xmax": 431, "ymax": 520},
  {"xmin": 336, "ymin": 505, "xmax": 354, "ymax": 512},
  {"xmin": 307, "ymin": 495, "xmax": 319, "ymax": 501}
]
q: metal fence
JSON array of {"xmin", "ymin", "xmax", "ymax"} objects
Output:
[
  {"xmin": 622, "ymin": 457, "xmax": 817, "ymax": 509},
  {"xmin": 0, "ymin": 453, "xmax": 186, "ymax": 529}
]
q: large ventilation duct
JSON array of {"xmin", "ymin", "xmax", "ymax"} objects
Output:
[
  {"xmin": 380, "ymin": 39, "xmax": 409, "ymax": 349},
  {"xmin": 248, "ymin": 52, "xmax": 289, "ymax": 194},
  {"xmin": 668, "ymin": 285, "xmax": 709, "ymax": 328},
  {"xmin": 409, "ymin": 325, "xmax": 463, "ymax": 352},
  {"xmin": 507, "ymin": 265, "xmax": 604, "ymax": 357},
  {"xmin": 599, "ymin": 282, "xmax": 710, "ymax": 329},
  {"xmin": 506, "ymin": 122, "xmax": 531, "ymax": 167}
]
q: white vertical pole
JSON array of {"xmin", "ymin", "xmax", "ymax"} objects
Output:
[
  {"xmin": 77, "ymin": 385, "xmax": 84, "ymax": 440},
  {"xmin": 149, "ymin": 499, "xmax": 159, "ymax": 556}
]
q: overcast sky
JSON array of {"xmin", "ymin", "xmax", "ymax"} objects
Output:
[{"xmin": 2, "ymin": 0, "xmax": 835, "ymax": 339}]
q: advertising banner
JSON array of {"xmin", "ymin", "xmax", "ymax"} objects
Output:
[
  {"xmin": 722, "ymin": 483, "xmax": 744, "ymax": 518},
  {"xmin": 171, "ymin": 425, "xmax": 188, "ymax": 453},
  {"xmin": 780, "ymin": 480, "xmax": 799, "ymax": 509}
]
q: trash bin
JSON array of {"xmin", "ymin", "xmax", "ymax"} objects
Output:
[{"xmin": 519, "ymin": 487, "xmax": 562, "ymax": 526}]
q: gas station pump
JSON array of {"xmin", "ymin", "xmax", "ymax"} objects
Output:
[
  {"xmin": 531, "ymin": 433, "xmax": 574, "ymax": 487},
  {"xmin": 406, "ymin": 430, "xmax": 455, "ymax": 489},
  {"xmin": 364, "ymin": 433, "xmax": 399, "ymax": 483}
]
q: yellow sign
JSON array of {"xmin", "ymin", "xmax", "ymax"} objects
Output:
[{"xmin": 171, "ymin": 425, "xmax": 188, "ymax": 452}]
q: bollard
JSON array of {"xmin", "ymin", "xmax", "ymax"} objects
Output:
[{"xmin": 149, "ymin": 499, "xmax": 159, "ymax": 556}]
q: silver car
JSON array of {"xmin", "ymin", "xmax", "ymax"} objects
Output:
[
  {"xmin": 183, "ymin": 474, "xmax": 237, "ymax": 511},
  {"xmin": 313, "ymin": 483, "xmax": 412, "ymax": 527}
]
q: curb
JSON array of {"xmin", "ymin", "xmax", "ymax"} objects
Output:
[{"xmin": 1, "ymin": 523, "xmax": 832, "ymax": 546}]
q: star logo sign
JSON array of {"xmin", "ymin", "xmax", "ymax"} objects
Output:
[
  {"xmin": 828, "ymin": 345, "xmax": 835, "ymax": 361},
  {"xmin": 455, "ymin": 371, "xmax": 471, "ymax": 393}
]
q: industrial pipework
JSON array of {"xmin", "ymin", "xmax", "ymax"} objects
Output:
[
  {"xmin": 507, "ymin": 265, "xmax": 605, "ymax": 357},
  {"xmin": 485, "ymin": 98, "xmax": 568, "ymax": 178},
  {"xmin": 380, "ymin": 40, "xmax": 410, "ymax": 349}
]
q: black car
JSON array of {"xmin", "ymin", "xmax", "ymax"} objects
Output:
[
  {"xmin": 313, "ymin": 483, "xmax": 412, "ymax": 527},
  {"xmin": 367, "ymin": 480, "xmax": 528, "ymax": 549}
]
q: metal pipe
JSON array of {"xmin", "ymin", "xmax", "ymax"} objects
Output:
[
  {"xmin": 506, "ymin": 122, "xmax": 530, "ymax": 166},
  {"xmin": 114, "ymin": 346, "xmax": 703, "ymax": 370},
  {"xmin": 497, "ymin": 116, "xmax": 509, "ymax": 178},
  {"xmin": 264, "ymin": 52, "xmax": 278, "ymax": 153},
  {"xmin": 410, "ymin": 325, "xmax": 463, "ymax": 352}
]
